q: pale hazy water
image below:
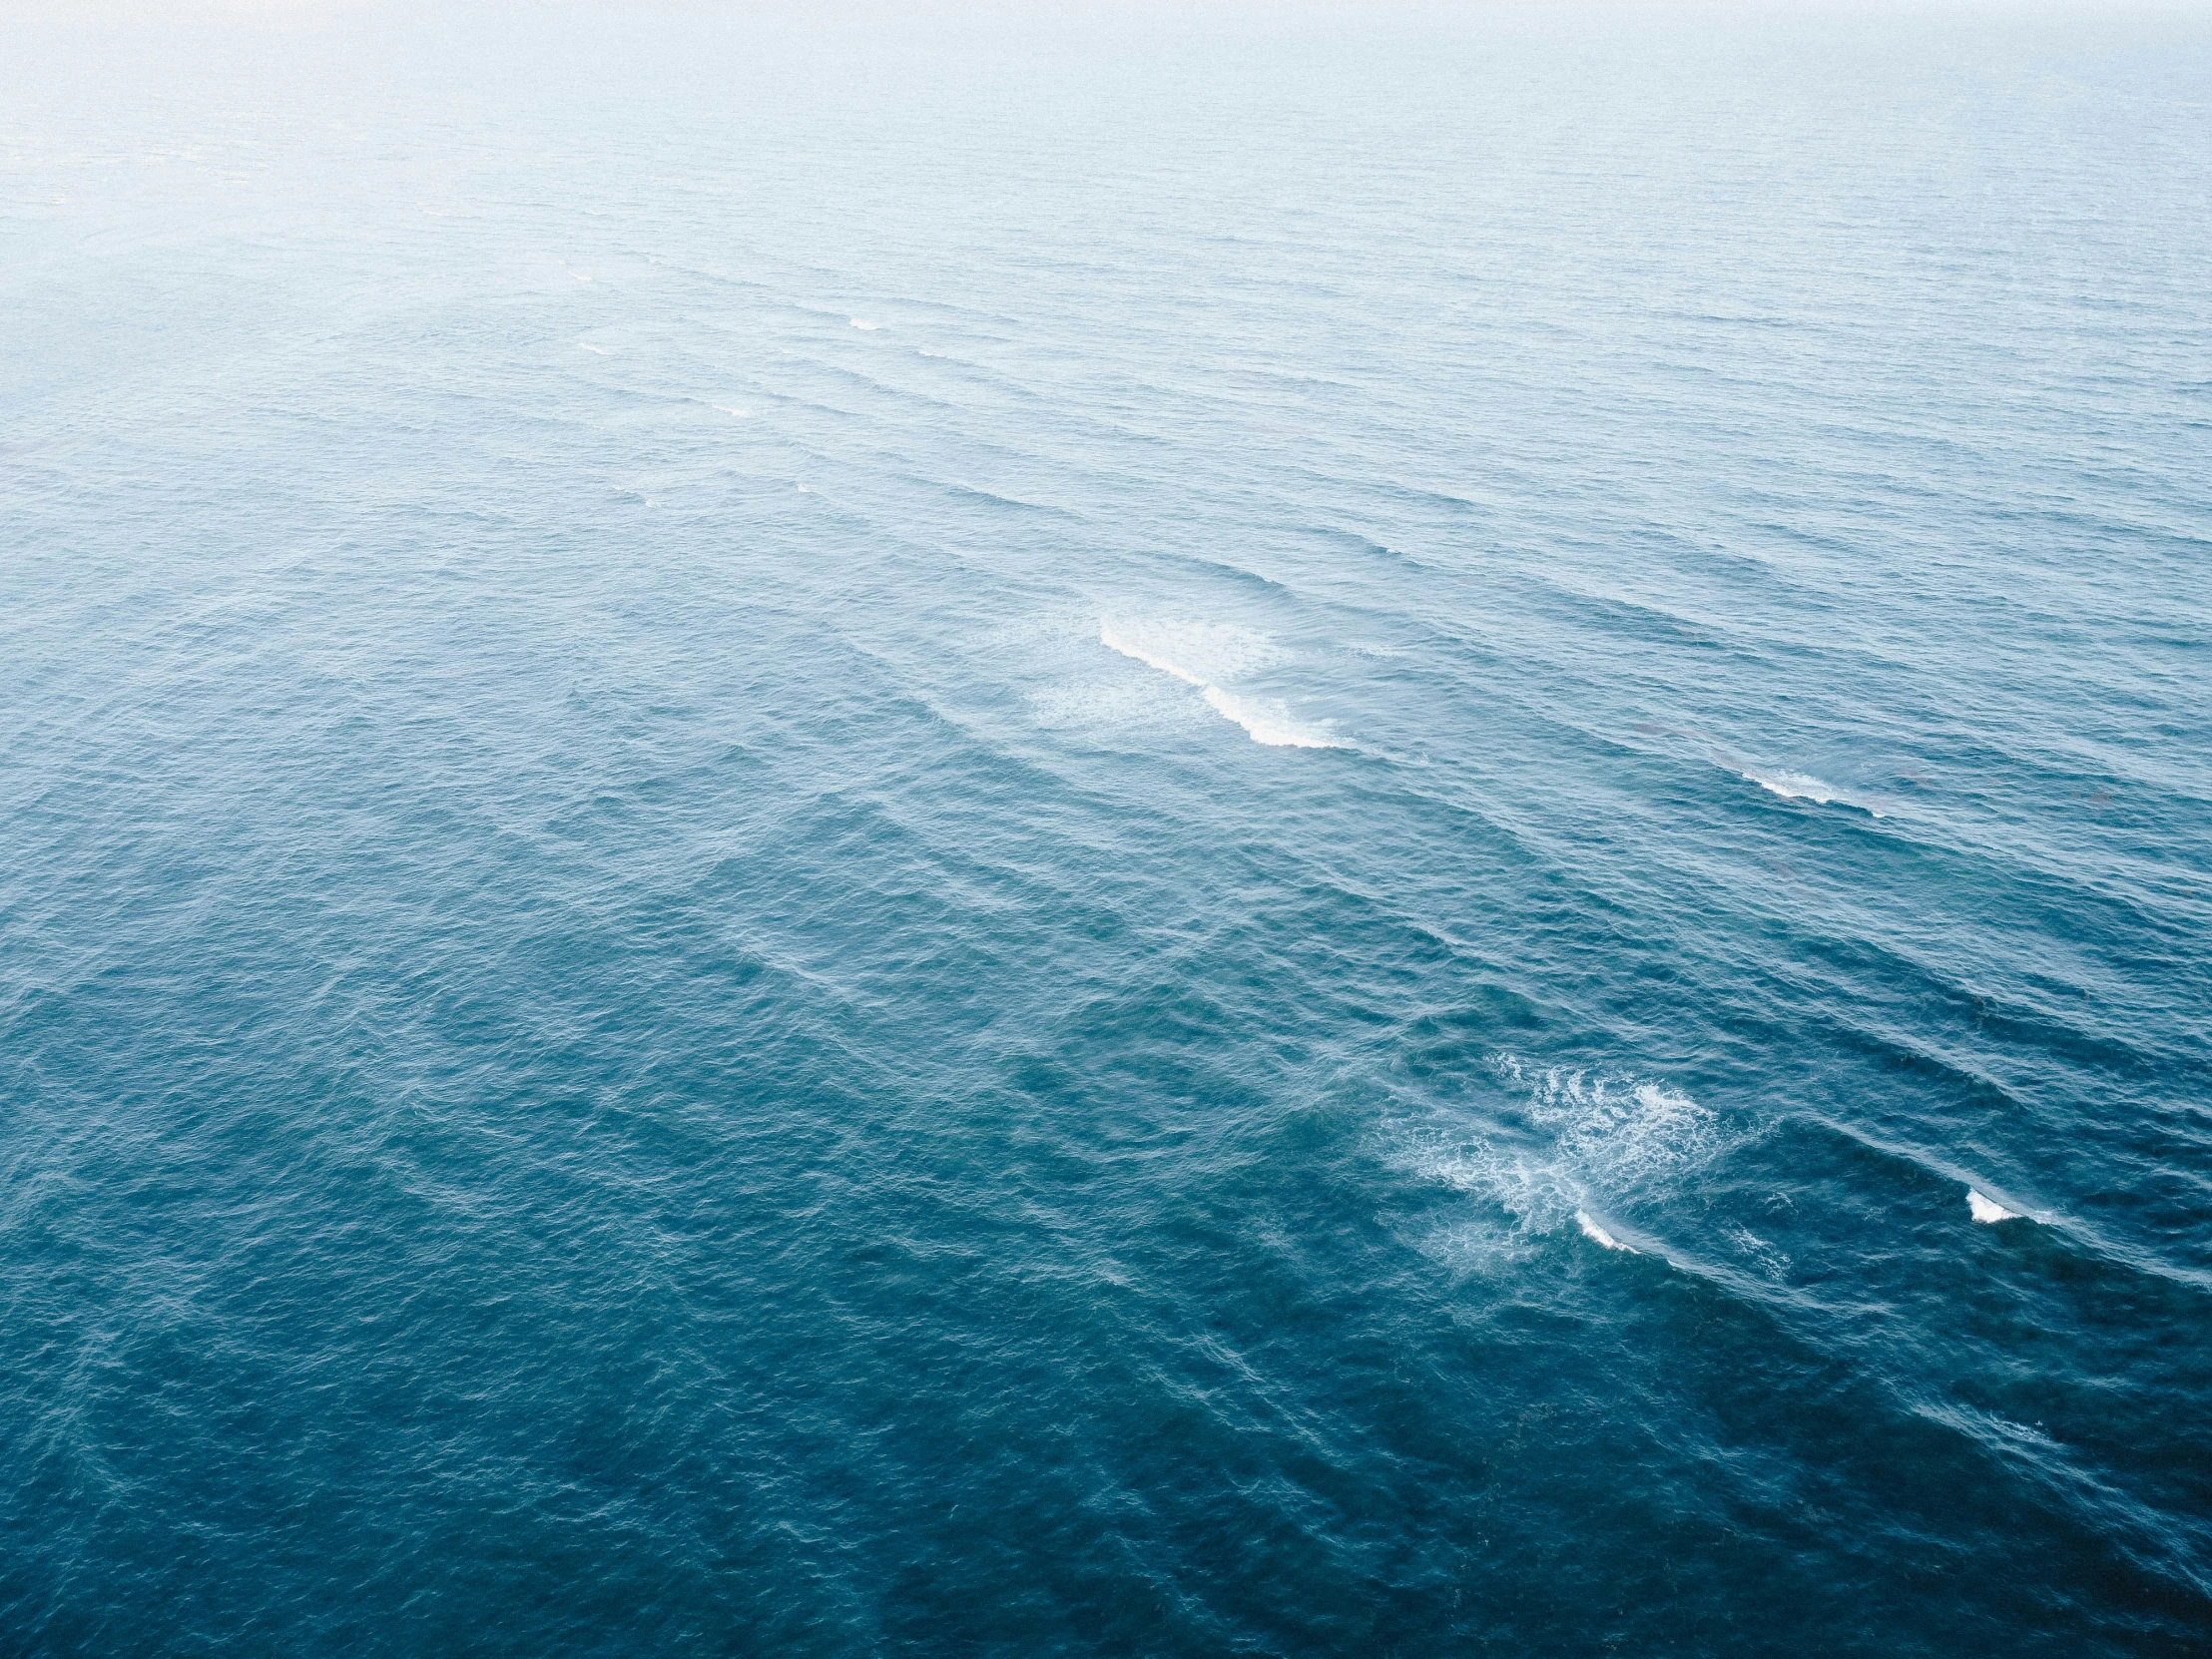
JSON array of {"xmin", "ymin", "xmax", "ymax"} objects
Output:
[{"xmin": 3, "ymin": 5, "xmax": 2210, "ymax": 1654}]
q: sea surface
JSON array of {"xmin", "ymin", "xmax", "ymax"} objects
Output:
[{"xmin": 4, "ymin": 5, "xmax": 2210, "ymax": 1654}]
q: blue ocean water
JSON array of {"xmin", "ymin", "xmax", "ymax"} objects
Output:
[{"xmin": 4, "ymin": 4, "xmax": 2210, "ymax": 1653}]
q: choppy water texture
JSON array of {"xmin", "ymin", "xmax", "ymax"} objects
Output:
[{"xmin": 4, "ymin": 6, "xmax": 2211, "ymax": 1654}]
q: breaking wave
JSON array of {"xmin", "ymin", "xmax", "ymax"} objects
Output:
[
  {"xmin": 1967, "ymin": 1187, "xmax": 2023, "ymax": 1223},
  {"xmin": 1739, "ymin": 767, "xmax": 1890, "ymax": 818},
  {"xmin": 1098, "ymin": 618, "xmax": 1344, "ymax": 749},
  {"xmin": 1410, "ymin": 1054, "xmax": 1721, "ymax": 1252},
  {"xmin": 1576, "ymin": 1211, "xmax": 1634, "ymax": 1252}
]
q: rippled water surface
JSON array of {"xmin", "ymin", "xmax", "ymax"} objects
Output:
[{"xmin": 5, "ymin": 6, "xmax": 2210, "ymax": 1653}]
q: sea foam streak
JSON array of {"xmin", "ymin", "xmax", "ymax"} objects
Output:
[{"xmin": 1099, "ymin": 619, "xmax": 1341, "ymax": 749}]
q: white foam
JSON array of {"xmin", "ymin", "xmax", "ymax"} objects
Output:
[
  {"xmin": 1405, "ymin": 1054, "xmax": 1720, "ymax": 1253},
  {"xmin": 1099, "ymin": 618, "xmax": 1343, "ymax": 750},
  {"xmin": 1099, "ymin": 620, "xmax": 1207, "ymax": 687},
  {"xmin": 1576, "ymin": 1211, "xmax": 1634, "ymax": 1252},
  {"xmin": 1537, "ymin": 1074, "xmax": 1715, "ymax": 1188},
  {"xmin": 1201, "ymin": 686, "xmax": 1340, "ymax": 749},
  {"xmin": 1967, "ymin": 1188, "xmax": 2022, "ymax": 1224},
  {"xmin": 849, "ymin": 318, "xmax": 878, "ymax": 330},
  {"xmin": 1746, "ymin": 768, "xmax": 1841, "ymax": 804},
  {"xmin": 1741, "ymin": 768, "xmax": 1889, "ymax": 818},
  {"xmin": 713, "ymin": 405, "xmax": 751, "ymax": 418},
  {"xmin": 578, "ymin": 343, "xmax": 609, "ymax": 355}
]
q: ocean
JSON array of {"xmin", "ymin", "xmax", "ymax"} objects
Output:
[{"xmin": 3, "ymin": 5, "xmax": 2209, "ymax": 1653}]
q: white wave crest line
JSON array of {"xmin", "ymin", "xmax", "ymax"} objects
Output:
[
  {"xmin": 1099, "ymin": 620, "xmax": 1343, "ymax": 749},
  {"xmin": 1967, "ymin": 1188, "xmax": 2023, "ymax": 1224},
  {"xmin": 1099, "ymin": 621, "xmax": 1205, "ymax": 687},
  {"xmin": 1740, "ymin": 767, "xmax": 1889, "ymax": 819},
  {"xmin": 849, "ymin": 317, "xmax": 878, "ymax": 330},
  {"xmin": 1576, "ymin": 1211, "xmax": 1634, "ymax": 1252}
]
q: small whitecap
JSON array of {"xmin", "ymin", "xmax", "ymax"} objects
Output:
[
  {"xmin": 1967, "ymin": 1188, "xmax": 2022, "ymax": 1224},
  {"xmin": 713, "ymin": 405, "xmax": 750, "ymax": 418},
  {"xmin": 849, "ymin": 318, "xmax": 878, "ymax": 330},
  {"xmin": 578, "ymin": 343, "xmax": 609, "ymax": 355},
  {"xmin": 1740, "ymin": 767, "xmax": 1889, "ymax": 819}
]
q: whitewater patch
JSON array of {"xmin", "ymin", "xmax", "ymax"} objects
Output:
[
  {"xmin": 849, "ymin": 318, "xmax": 879, "ymax": 330},
  {"xmin": 1967, "ymin": 1188, "xmax": 2023, "ymax": 1224},
  {"xmin": 1200, "ymin": 686, "xmax": 1339, "ymax": 749},
  {"xmin": 1738, "ymin": 766, "xmax": 1890, "ymax": 819},
  {"xmin": 1576, "ymin": 1211, "xmax": 1634, "ymax": 1252},
  {"xmin": 1099, "ymin": 618, "xmax": 1343, "ymax": 749},
  {"xmin": 1407, "ymin": 1054, "xmax": 1722, "ymax": 1254}
]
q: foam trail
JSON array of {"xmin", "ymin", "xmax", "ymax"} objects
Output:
[
  {"xmin": 1099, "ymin": 620, "xmax": 1342, "ymax": 749},
  {"xmin": 850, "ymin": 318, "xmax": 878, "ymax": 330},
  {"xmin": 1967, "ymin": 1188, "xmax": 2022, "ymax": 1224}
]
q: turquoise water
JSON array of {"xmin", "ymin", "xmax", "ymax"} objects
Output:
[{"xmin": 4, "ymin": 6, "xmax": 2210, "ymax": 1653}]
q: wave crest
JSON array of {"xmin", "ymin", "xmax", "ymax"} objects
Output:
[
  {"xmin": 1740, "ymin": 767, "xmax": 1890, "ymax": 819},
  {"xmin": 1099, "ymin": 618, "xmax": 1344, "ymax": 750}
]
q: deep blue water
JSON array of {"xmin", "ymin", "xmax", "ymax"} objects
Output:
[{"xmin": 4, "ymin": 6, "xmax": 2211, "ymax": 1654}]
